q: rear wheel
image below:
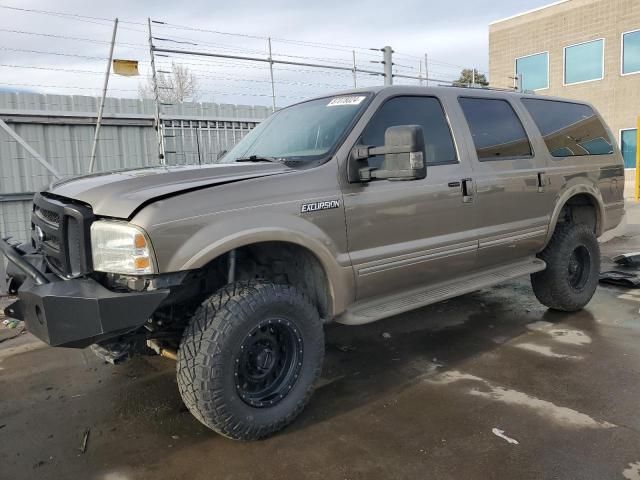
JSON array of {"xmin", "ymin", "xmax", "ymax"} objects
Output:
[
  {"xmin": 531, "ymin": 223, "xmax": 600, "ymax": 312},
  {"xmin": 177, "ymin": 281, "xmax": 324, "ymax": 440}
]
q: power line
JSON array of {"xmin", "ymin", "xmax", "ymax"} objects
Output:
[
  {"xmin": 0, "ymin": 46, "xmax": 109, "ymax": 61},
  {"xmin": 0, "ymin": 27, "xmax": 147, "ymax": 49},
  {"xmin": 0, "ymin": 4, "xmax": 383, "ymax": 57}
]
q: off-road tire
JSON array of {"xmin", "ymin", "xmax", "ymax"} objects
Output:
[
  {"xmin": 177, "ymin": 281, "xmax": 324, "ymax": 441},
  {"xmin": 531, "ymin": 223, "xmax": 600, "ymax": 312}
]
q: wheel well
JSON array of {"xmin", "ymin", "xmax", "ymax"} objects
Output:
[
  {"xmin": 223, "ymin": 242, "xmax": 332, "ymax": 319},
  {"xmin": 558, "ymin": 193, "xmax": 599, "ymax": 233}
]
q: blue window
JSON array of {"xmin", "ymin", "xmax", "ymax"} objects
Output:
[
  {"xmin": 515, "ymin": 52, "xmax": 549, "ymax": 91},
  {"xmin": 623, "ymin": 30, "xmax": 640, "ymax": 75},
  {"xmin": 580, "ymin": 137, "xmax": 614, "ymax": 155},
  {"xmin": 621, "ymin": 129, "xmax": 638, "ymax": 169},
  {"xmin": 551, "ymin": 147, "xmax": 574, "ymax": 157},
  {"xmin": 564, "ymin": 39, "xmax": 604, "ymax": 85}
]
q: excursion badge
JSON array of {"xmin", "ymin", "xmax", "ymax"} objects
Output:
[{"xmin": 301, "ymin": 200, "xmax": 341, "ymax": 213}]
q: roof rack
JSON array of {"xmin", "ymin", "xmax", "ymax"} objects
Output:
[{"xmin": 444, "ymin": 84, "xmax": 531, "ymax": 94}]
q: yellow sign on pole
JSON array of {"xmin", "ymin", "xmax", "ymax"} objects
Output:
[
  {"xmin": 112, "ymin": 59, "xmax": 139, "ymax": 77},
  {"xmin": 636, "ymin": 116, "xmax": 640, "ymax": 201}
]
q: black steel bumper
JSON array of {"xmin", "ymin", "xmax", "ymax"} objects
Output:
[{"xmin": 1, "ymin": 240, "xmax": 169, "ymax": 348}]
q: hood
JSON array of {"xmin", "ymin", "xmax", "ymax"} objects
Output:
[{"xmin": 48, "ymin": 163, "xmax": 293, "ymax": 218}]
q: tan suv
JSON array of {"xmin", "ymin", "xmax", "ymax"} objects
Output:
[{"xmin": 1, "ymin": 86, "xmax": 625, "ymax": 440}]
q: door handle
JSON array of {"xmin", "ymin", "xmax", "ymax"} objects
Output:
[
  {"xmin": 537, "ymin": 172, "xmax": 546, "ymax": 193},
  {"xmin": 461, "ymin": 178, "xmax": 474, "ymax": 203}
]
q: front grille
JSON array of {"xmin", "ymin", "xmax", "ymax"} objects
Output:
[
  {"xmin": 31, "ymin": 193, "xmax": 95, "ymax": 278},
  {"xmin": 35, "ymin": 207, "xmax": 60, "ymax": 226}
]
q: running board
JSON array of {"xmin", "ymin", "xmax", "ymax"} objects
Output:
[{"xmin": 337, "ymin": 257, "xmax": 546, "ymax": 325}]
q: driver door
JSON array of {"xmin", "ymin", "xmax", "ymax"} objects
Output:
[{"xmin": 341, "ymin": 95, "xmax": 478, "ymax": 300}]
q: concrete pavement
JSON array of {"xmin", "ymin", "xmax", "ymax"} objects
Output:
[{"xmin": 1, "ymin": 226, "xmax": 640, "ymax": 479}]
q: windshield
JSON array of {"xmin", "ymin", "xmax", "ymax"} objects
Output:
[{"xmin": 221, "ymin": 94, "xmax": 370, "ymax": 165}]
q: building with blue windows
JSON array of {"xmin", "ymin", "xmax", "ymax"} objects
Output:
[{"xmin": 489, "ymin": 0, "xmax": 640, "ymax": 175}]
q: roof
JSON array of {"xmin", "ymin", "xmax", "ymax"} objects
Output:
[
  {"xmin": 300, "ymin": 85, "xmax": 599, "ymax": 109},
  {"xmin": 489, "ymin": 0, "xmax": 571, "ymax": 25}
]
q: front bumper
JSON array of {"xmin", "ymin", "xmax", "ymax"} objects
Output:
[{"xmin": 1, "ymin": 240, "xmax": 168, "ymax": 348}]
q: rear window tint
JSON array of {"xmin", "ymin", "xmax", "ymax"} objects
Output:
[
  {"xmin": 521, "ymin": 98, "xmax": 613, "ymax": 157},
  {"xmin": 458, "ymin": 97, "xmax": 532, "ymax": 160}
]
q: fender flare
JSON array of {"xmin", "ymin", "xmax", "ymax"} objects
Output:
[
  {"xmin": 179, "ymin": 227, "xmax": 352, "ymax": 317},
  {"xmin": 544, "ymin": 184, "xmax": 605, "ymax": 247}
]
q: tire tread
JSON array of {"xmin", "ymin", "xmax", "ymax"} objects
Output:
[{"xmin": 177, "ymin": 281, "xmax": 324, "ymax": 441}]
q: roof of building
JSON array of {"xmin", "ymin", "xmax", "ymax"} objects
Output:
[{"xmin": 489, "ymin": 0, "xmax": 571, "ymax": 26}]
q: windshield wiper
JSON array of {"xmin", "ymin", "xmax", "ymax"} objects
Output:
[{"xmin": 235, "ymin": 155, "xmax": 282, "ymax": 163}]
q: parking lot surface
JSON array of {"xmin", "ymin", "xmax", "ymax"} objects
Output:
[{"xmin": 1, "ymin": 234, "xmax": 640, "ymax": 480}]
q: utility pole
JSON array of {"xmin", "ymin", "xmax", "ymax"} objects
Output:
[
  {"xmin": 267, "ymin": 37, "xmax": 276, "ymax": 111},
  {"xmin": 419, "ymin": 59, "xmax": 423, "ymax": 86},
  {"xmin": 382, "ymin": 46, "xmax": 393, "ymax": 86},
  {"xmin": 89, "ymin": 18, "xmax": 118, "ymax": 173},
  {"xmin": 472, "ymin": 68, "xmax": 476, "ymax": 87},
  {"xmin": 147, "ymin": 18, "xmax": 165, "ymax": 165}
]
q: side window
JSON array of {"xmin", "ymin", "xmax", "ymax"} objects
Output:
[
  {"xmin": 521, "ymin": 98, "xmax": 613, "ymax": 157},
  {"xmin": 458, "ymin": 97, "xmax": 532, "ymax": 160},
  {"xmin": 360, "ymin": 96, "xmax": 457, "ymax": 169}
]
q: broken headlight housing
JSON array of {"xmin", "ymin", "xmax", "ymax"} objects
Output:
[{"xmin": 90, "ymin": 221, "xmax": 157, "ymax": 275}]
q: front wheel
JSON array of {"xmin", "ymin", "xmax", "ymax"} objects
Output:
[
  {"xmin": 531, "ymin": 223, "xmax": 600, "ymax": 312},
  {"xmin": 177, "ymin": 282, "xmax": 324, "ymax": 440}
]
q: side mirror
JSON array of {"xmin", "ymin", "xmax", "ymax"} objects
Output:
[{"xmin": 352, "ymin": 125, "xmax": 426, "ymax": 182}]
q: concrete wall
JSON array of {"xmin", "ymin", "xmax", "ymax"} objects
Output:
[{"xmin": 489, "ymin": 0, "xmax": 640, "ymax": 150}]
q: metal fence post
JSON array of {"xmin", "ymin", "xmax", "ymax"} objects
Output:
[
  {"xmin": 382, "ymin": 46, "xmax": 393, "ymax": 86},
  {"xmin": 147, "ymin": 18, "xmax": 166, "ymax": 164},
  {"xmin": 515, "ymin": 73, "xmax": 523, "ymax": 92},
  {"xmin": 268, "ymin": 38, "xmax": 276, "ymax": 111},
  {"xmin": 89, "ymin": 18, "xmax": 118, "ymax": 173},
  {"xmin": 425, "ymin": 53, "xmax": 429, "ymax": 86},
  {"xmin": 352, "ymin": 51, "xmax": 358, "ymax": 88}
]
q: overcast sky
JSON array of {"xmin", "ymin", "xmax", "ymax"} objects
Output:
[{"xmin": 0, "ymin": 0, "xmax": 551, "ymax": 107}]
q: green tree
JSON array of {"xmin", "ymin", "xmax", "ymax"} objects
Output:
[{"xmin": 454, "ymin": 68, "xmax": 489, "ymax": 87}]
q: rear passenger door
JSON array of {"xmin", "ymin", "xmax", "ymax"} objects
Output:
[{"xmin": 457, "ymin": 96, "xmax": 554, "ymax": 267}]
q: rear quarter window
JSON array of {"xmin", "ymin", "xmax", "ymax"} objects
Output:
[{"xmin": 520, "ymin": 98, "xmax": 613, "ymax": 157}]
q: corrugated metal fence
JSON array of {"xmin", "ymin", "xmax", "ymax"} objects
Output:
[{"xmin": 0, "ymin": 92, "xmax": 272, "ymax": 245}]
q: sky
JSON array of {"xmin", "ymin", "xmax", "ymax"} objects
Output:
[{"xmin": 0, "ymin": 0, "xmax": 553, "ymax": 107}]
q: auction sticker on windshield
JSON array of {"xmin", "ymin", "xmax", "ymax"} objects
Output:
[{"xmin": 327, "ymin": 96, "xmax": 366, "ymax": 107}]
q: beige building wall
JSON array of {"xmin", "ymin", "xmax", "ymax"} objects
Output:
[{"xmin": 489, "ymin": 0, "xmax": 640, "ymax": 163}]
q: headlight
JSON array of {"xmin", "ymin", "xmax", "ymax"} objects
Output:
[{"xmin": 90, "ymin": 221, "xmax": 157, "ymax": 275}]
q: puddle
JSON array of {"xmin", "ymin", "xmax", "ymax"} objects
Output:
[
  {"xmin": 514, "ymin": 343, "xmax": 582, "ymax": 360},
  {"xmin": 527, "ymin": 322, "xmax": 592, "ymax": 346},
  {"xmin": 623, "ymin": 461, "xmax": 640, "ymax": 480},
  {"xmin": 430, "ymin": 370, "xmax": 615, "ymax": 429}
]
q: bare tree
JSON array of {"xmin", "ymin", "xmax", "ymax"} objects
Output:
[{"xmin": 139, "ymin": 62, "xmax": 201, "ymax": 103}]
